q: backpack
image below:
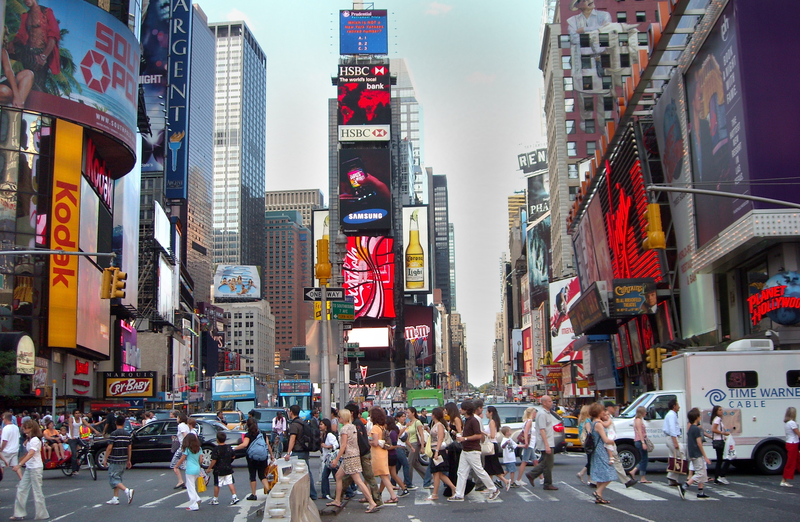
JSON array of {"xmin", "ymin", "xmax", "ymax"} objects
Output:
[
  {"xmin": 247, "ymin": 432, "xmax": 269, "ymax": 461},
  {"xmin": 305, "ymin": 418, "xmax": 322, "ymax": 453},
  {"xmin": 354, "ymin": 420, "xmax": 371, "ymax": 456}
]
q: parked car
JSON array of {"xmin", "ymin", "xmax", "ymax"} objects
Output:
[
  {"xmin": 481, "ymin": 403, "xmax": 566, "ymax": 453},
  {"xmin": 93, "ymin": 419, "xmax": 245, "ymax": 470},
  {"xmin": 562, "ymin": 415, "xmax": 582, "ymax": 450}
]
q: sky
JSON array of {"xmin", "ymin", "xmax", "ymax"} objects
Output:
[{"xmin": 197, "ymin": 0, "xmax": 546, "ymax": 386}]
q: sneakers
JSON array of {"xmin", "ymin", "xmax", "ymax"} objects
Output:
[
  {"xmin": 780, "ymin": 480, "xmax": 794, "ymax": 487},
  {"xmin": 246, "ymin": 494, "xmax": 258, "ymax": 501},
  {"xmin": 447, "ymin": 495, "xmax": 464, "ymax": 502},
  {"xmin": 424, "ymin": 484, "xmax": 434, "ymax": 490},
  {"xmin": 716, "ymin": 477, "xmax": 730, "ymax": 485},
  {"xmin": 407, "ymin": 485, "xmax": 418, "ymax": 491},
  {"xmin": 210, "ymin": 498, "xmax": 219, "ymax": 505},
  {"xmin": 676, "ymin": 483, "xmax": 686, "ymax": 500},
  {"xmin": 488, "ymin": 488, "xmax": 501, "ymax": 500},
  {"xmin": 697, "ymin": 492, "xmax": 709, "ymax": 499},
  {"xmin": 399, "ymin": 489, "xmax": 410, "ymax": 497},
  {"xmin": 126, "ymin": 488, "xmax": 134, "ymax": 505},
  {"xmin": 106, "ymin": 497, "xmax": 120, "ymax": 505},
  {"xmin": 230, "ymin": 496, "xmax": 240, "ymax": 505},
  {"xmin": 324, "ymin": 494, "xmax": 335, "ymax": 500},
  {"xmin": 514, "ymin": 480, "xmax": 525, "ymax": 487}
]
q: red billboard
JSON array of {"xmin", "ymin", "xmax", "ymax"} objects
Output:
[{"xmin": 343, "ymin": 236, "xmax": 395, "ymax": 319}]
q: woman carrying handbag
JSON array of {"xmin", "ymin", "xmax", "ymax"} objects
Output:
[
  {"xmin": 633, "ymin": 407, "xmax": 652, "ymax": 483},
  {"xmin": 710, "ymin": 405, "xmax": 731, "ymax": 485}
]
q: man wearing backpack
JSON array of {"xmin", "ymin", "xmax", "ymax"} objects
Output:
[
  {"xmin": 285, "ymin": 405, "xmax": 317, "ymax": 500},
  {"xmin": 340, "ymin": 403, "xmax": 382, "ymax": 507}
]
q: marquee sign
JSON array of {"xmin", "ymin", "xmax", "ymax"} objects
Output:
[
  {"xmin": 103, "ymin": 371, "xmax": 157, "ymax": 398},
  {"xmin": 748, "ymin": 272, "xmax": 800, "ymax": 326}
]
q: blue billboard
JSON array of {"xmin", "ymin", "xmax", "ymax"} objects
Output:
[
  {"xmin": 340, "ymin": 10, "xmax": 388, "ymax": 55},
  {"xmin": 165, "ymin": 0, "xmax": 193, "ymax": 200}
]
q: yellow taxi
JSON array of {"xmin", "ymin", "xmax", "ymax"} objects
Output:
[{"xmin": 562, "ymin": 415, "xmax": 582, "ymax": 450}]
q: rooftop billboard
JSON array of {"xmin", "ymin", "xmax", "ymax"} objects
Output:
[
  {"xmin": 339, "ymin": 10, "xmax": 388, "ymax": 55},
  {"xmin": 337, "ymin": 63, "xmax": 390, "ymax": 138},
  {"xmin": 213, "ymin": 265, "xmax": 261, "ymax": 300}
]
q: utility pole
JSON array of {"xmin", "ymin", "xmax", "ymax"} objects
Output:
[{"xmin": 316, "ymin": 238, "xmax": 332, "ymax": 424}]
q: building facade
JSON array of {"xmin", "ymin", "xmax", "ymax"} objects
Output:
[
  {"xmin": 433, "ymin": 175, "xmax": 452, "ymax": 313},
  {"xmin": 210, "ymin": 22, "xmax": 267, "ymax": 269},
  {"xmin": 265, "ymin": 190, "xmax": 324, "ymax": 230},
  {"xmin": 217, "ymin": 300, "xmax": 275, "ymax": 378}
]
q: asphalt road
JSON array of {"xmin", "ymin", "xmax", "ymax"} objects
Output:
[{"xmin": 2, "ymin": 453, "xmax": 798, "ymax": 521}]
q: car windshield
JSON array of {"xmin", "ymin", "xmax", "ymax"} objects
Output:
[
  {"xmin": 252, "ymin": 410, "xmax": 279, "ymax": 423},
  {"xmin": 561, "ymin": 417, "xmax": 577, "ymax": 428},
  {"xmin": 618, "ymin": 394, "xmax": 651, "ymax": 419},
  {"xmin": 224, "ymin": 413, "xmax": 241, "ymax": 424}
]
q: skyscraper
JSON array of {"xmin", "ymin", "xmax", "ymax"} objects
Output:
[
  {"xmin": 264, "ymin": 189, "xmax": 325, "ymax": 230},
  {"xmin": 390, "ymin": 58, "xmax": 425, "ymax": 202},
  {"xmin": 433, "ymin": 174, "xmax": 452, "ymax": 313},
  {"xmin": 217, "ymin": 300, "xmax": 275, "ymax": 377},
  {"xmin": 211, "ymin": 21, "xmax": 267, "ymax": 269},
  {"xmin": 448, "ymin": 223, "xmax": 457, "ymax": 311},
  {"xmin": 264, "ymin": 211, "xmax": 312, "ymax": 365}
]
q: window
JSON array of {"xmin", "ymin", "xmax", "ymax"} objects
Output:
[
  {"xmin": 582, "ymin": 76, "xmax": 593, "ymax": 90},
  {"xmin": 559, "ymin": 35, "xmax": 570, "ymax": 49},
  {"xmin": 565, "ymin": 98, "xmax": 575, "ymax": 112},
  {"xmin": 563, "ymin": 77, "xmax": 574, "ymax": 91},
  {"xmin": 598, "ymin": 33, "xmax": 609, "ymax": 47},
  {"xmin": 567, "ymin": 142, "xmax": 577, "ymax": 157},
  {"xmin": 726, "ymin": 371, "xmax": 758, "ymax": 388},
  {"xmin": 601, "ymin": 54, "xmax": 611, "ymax": 69},
  {"xmin": 587, "ymin": 141, "xmax": 597, "ymax": 155},
  {"xmin": 638, "ymin": 33, "xmax": 649, "ymax": 46},
  {"xmin": 568, "ymin": 164, "xmax": 579, "ymax": 179},
  {"xmin": 581, "ymin": 56, "xmax": 593, "ymax": 70},
  {"xmin": 617, "ymin": 12, "xmax": 627, "ymax": 23},
  {"xmin": 583, "ymin": 97, "xmax": 594, "ymax": 111},
  {"xmin": 602, "ymin": 76, "xmax": 612, "ymax": 90},
  {"xmin": 566, "ymin": 120, "xmax": 576, "ymax": 134},
  {"xmin": 788, "ymin": 371, "xmax": 800, "ymax": 387},
  {"xmin": 580, "ymin": 34, "xmax": 591, "ymax": 47},
  {"xmin": 604, "ymin": 97, "xmax": 614, "ymax": 111},
  {"xmin": 562, "ymin": 55, "xmax": 571, "ymax": 70},
  {"xmin": 619, "ymin": 32, "xmax": 629, "ymax": 45},
  {"xmin": 636, "ymin": 11, "xmax": 646, "ymax": 22},
  {"xmin": 620, "ymin": 54, "xmax": 631, "ymax": 68},
  {"xmin": 585, "ymin": 120, "xmax": 596, "ymax": 134},
  {"xmin": 569, "ymin": 186, "xmax": 579, "ymax": 201},
  {"xmin": 649, "ymin": 395, "xmax": 678, "ymax": 420}
]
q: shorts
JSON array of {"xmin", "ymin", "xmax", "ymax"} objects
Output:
[
  {"xmin": 1, "ymin": 452, "xmax": 18, "ymax": 467},
  {"xmin": 108, "ymin": 462, "xmax": 126, "ymax": 489},
  {"xmin": 690, "ymin": 456, "xmax": 708, "ymax": 484},
  {"xmin": 247, "ymin": 457, "xmax": 268, "ymax": 482},
  {"xmin": 503, "ymin": 461, "xmax": 517, "ymax": 475},
  {"xmin": 215, "ymin": 473, "xmax": 234, "ymax": 487},
  {"xmin": 521, "ymin": 447, "xmax": 535, "ymax": 464},
  {"xmin": 170, "ymin": 448, "xmax": 186, "ymax": 470}
]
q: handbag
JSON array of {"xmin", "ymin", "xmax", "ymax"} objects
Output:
[
  {"xmin": 424, "ymin": 434, "xmax": 433, "ymax": 458},
  {"xmin": 645, "ymin": 438, "xmax": 655, "ymax": 453},
  {"xmin": 480, "ymin": 436, "xmax": 495, "ymax": 456},
  {"xmin": 667, "ymin": 453, "xmax": 689, "ymax": 475},
  {"xmin": 197, "ymin": 475, "xmax": 206, "ymax": 493}
]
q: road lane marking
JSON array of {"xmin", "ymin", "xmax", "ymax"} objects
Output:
[
  {"xmin": 644, "ymin": 481, "xmax": 717, "ymax": 501},
  {"xmin": 140, "ymin": 490, "xmax": 185, "ymax": 508},
  {"xmin": 560, "ymin": 481, "xmax": 595, "ymax": 501},
  {"xmin": 51, "ymin": 512, "xmax": 76, "ymax": 521},
  {"xmin": 47, "ymin": 488, "xmax": 82, "ymax": 498},
  {"xmin": 607, "ymin": 481, "xmax": 667, "ymax": 501},
  {"xmin": 175, "ymin": 495, "xmax": 211, "ymax": 508},
  {"xmin": 600, "ymin": 503, "xmax": 658, "ymax": 522},
  {"xmin": 712, "ymin": 488, "xmax": 744, "ymax": 499}
]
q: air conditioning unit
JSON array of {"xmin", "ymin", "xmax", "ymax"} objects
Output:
[{"xmin": 726, "ymin": 339, "xmax": 774, "ymax": 351}]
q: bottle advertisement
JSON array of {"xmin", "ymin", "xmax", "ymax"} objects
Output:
[{"xmin": 402, "ymin": 206, "xmax": 430, "ymax": 293}]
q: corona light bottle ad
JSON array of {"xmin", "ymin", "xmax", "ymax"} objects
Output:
[{"xmin": 405, "ymin": 209, "xmax": 425, "ymax": 289}]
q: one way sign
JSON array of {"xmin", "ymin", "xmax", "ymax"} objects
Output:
[{"xmin": 303, "ymin": 287, "xmax": 345, "ymax": 301}]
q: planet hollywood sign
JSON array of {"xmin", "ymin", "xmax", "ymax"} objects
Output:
[{"xmin": 747, "ymin": 272, "xmax": 800, "ymax": 326}]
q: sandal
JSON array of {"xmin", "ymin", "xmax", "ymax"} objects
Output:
[
  {"xmin": 365, "ymin": 506, "xmax": 380, "ymax": 513},
  {"xmin": 385, "ymin": 498, "xmax": 398, "ymax": 504},
  {"xmin": 640, "ymin": 479, "xmax": 652, "ymax": 484},
  {"xmin": 425, "ymin": 496, "xmax": 439, "ymax": 501},
  {"xmin": 325, "ymin": 502, "xmax": 343, "ymax": 508},
  {"xmin": 593, "ymin": 492, "xmax": 610, "ymax": 504}
]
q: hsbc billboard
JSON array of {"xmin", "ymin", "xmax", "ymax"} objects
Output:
[{"xmin": 337, "ymin": 64, "xmax": 391, "ymax": 141}]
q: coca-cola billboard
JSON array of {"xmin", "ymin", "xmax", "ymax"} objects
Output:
[{"xmin": 102, "ymin": 372, "xmax": 156, "ymax": 398}]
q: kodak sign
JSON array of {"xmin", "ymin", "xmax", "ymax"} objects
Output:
[{"xmin": 48, "ymin": 121, "xmax": 83, "ymax": 348}]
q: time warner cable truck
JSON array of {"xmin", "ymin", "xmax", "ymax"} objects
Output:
[{"xmin": 611, "ymin": 340, "xmax": 800, "ymax": 474}]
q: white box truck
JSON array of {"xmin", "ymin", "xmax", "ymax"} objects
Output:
[{"xmin": 611, "ymin": 344, "xmax": 800, "ymax": 474}]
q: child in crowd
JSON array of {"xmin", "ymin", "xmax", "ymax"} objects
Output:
[
  {"xmin": 683, "ymin": 408, "xmax": 711, "ymax": 499},
  {"xmin": 500, "ymin": 426, "xmax": 519, "ymax": 488},
  {"xmin": 206, "ymin": 432, "xmax": 239, "ymax": 506},
  {"xmin": 43, "ymin": 420, "xmax": 64, "ymax": 461}
]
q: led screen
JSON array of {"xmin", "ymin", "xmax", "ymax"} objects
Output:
[
  {"xmin": 75, "ymin": 257, "xmax": 110, "ymax": 355},
  {"xmin": 157, "ymin": 256, "xmax": 174, "ymax": 324},
  {"xmin": 343, "ymin": 236, "xmax": 395, "ymax": 319},
  {"xmin": 404, "ymin": 305, "xmax": 433, "ymax": 366},
  {"xmin": 339, "ymin": 149, "xmax": 392, "ymax": 233},
  {"xmin": 339, "ymin": 10, "xmax": 388, "ymax": 55},
  {"xmin": 402, "ymin": 206, "xmax": 430, "ymax": 293}
]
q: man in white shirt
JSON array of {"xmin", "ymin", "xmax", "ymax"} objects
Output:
[
  {"xmin": 663, "ymin": 399, "xmax": 684, "ymax": 491},
  {"xmin": 1, "ymin": 412, "xmax": 22, "ymax": 479},
  {"xmin": 525, "ymin": 395, "xmax": 559, "ymax": 490}
]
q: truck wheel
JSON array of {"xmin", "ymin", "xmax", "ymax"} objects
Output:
[
  {"xmin": 755, "ymin": 444, "xmax": 785, "ymax": 475},
  {"xmin": 616, "ymin": 443, "xmax": 639, "ymax": 473}
]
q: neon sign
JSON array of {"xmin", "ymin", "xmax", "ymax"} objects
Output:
[{"xmin": 747, "ymin": 272, "xmax": 800, "ymax": 326}]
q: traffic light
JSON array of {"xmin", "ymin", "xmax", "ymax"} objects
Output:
[
  {"xmin": 100, "ymin": 267, "xmax": 114, "ymax": 299},
  {"xmin": 642, "ymin": 203, "xmax": 666, "ymax": 250},
  {"xmin": 656, "ymin": 347, "xmax": 668, "ymax": 368},
  {"xmin": 111, "ymin": 268, "xmax": 127, "ymax": 299},
  {"xmin": 315, "ymin": 238, "xmax": 331, "ymax": 286},
  {"xmin": 646, "ymin": 348, "xmax": 657, "ymax": 370}
]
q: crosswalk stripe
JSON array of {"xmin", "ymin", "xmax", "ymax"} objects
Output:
[
  {"xmin": 711, "ymin": 488, "xmax": 744, "ymax": 499},
  {"xmin": 643, "ymin": 481, "xmax": 718, "ymax": 501},
  {"xmin": 607, "ymin": 481, "xmax": 667, "ymax": 501},
  {"xmin": 516, "ymin": 484, "xmax": 560, "ymax": 501}
]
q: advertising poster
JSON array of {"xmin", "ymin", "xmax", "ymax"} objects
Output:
[
  {"xmin": 527, "ymin": 171, "xmax": 550, "ymax": 223},
  {"xmin": 618, "ymin": 325, "xmax": 632, "ymax": 367},
  {"xmin": 213, "ymin": 265, "xmax": 261, "ymax": 300},
  {"xmin": 405, "ymin": 305, "xmax": 433, "ymax": 366},
  {"xmin": 164, "ymin": 0, "xmax": 193, "ymax": 200},
  {"xmin": 340, "ymin": 10, "xmax": 388, "ymax": 55},
  {"xmin": 402, "ymin": 206, "xmax": 430, "ymax": 293},
  {"xmin": 76, "ymin": 257, "xmax": 110, "ymax": 355},
  {"xmin": 1, "ymin": 0, "xmax": 139, "ymax": 164},
  {"xmin": 172, "ymin": 338, "xmax": 190, "ymax": 392},
  {"xmin": 521, "ymin": 274, "xmax": 530, "ymax": 317},
  {"xmin": 587, "ymin": 195, "xmax": 614, "ymax": 285},
  {"xmin": 549, "ymin": 277, "xmax": 581, "ymax": 362},
  {"xmin": 140, "ymin": 0, "xmax": 169, "ymax": 172},
  {"xmin": 339, "ymin": 149, "xmax": 392, "ymax": 232},
  {"xmin": 337, "ymin": 63, "xmax": 390, "ymax": 138},
  {"xmin": 312, "ymin": 209, "xmax": 329, "ymax": 285},
  {"xmin": 628, "ymin": 319, "xmax": 643, "ymax": 364},
  {"xmin": 574, "ymin": 206, "xmax": 598, "ymax": 291},
  {"xmin": 121, "ymin": 321, "xmax": 139, "ymax": 371},
  {"xmin": 66, "ymin": 355, "xmax": 94, "ymax": 396},
  {"xmin": 343, "ymin": 236, "xmax": 395, "ymax": 319},
  {"xmin": 112, "ymin": 141, "xmax": 141, "ymax": 308},
  {"xmin": 522, "ymin": 327, "xmax": 533, "ymax": 374},
  {"xmin": 526, "ymin": 213, "xmax": 551, "ymax": 307},
  {"xmin": 519, "ymin": 148, "xmax": 548, "ymax": 174},
  {"xmin": 685, "ymin": 0, "xmax": 751, "ymax": 248},
  {"xmin": 613, "ymin": 278, "xmax": 657, "ymax": 316}
]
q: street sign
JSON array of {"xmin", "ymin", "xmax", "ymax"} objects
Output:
[
  {"xmin": 313, "ymin": 301, "xmax": 355, "ymax": 321},
  {"xmin": 303, "ymin": 287, "xmax": 345, "ymax": 301},
  {"xmin": 343, "ymin": 323, "xmax": 353, "ymax": 330},
  {"xmin": 346, "ymin": 351, "xmax": 365, "ymax": 358},
  {"xmin": 346, "ymin": 343, "xmax": 360, "ymax": 349}
]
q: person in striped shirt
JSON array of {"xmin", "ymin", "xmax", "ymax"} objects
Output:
[{"xmin": 104, "ymin": 416, "xmax": 134, "ymax": 505}]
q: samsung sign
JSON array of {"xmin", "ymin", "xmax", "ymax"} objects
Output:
[
  {"xmin": 343, "ymin": 209, "xmax": 389, "ymax": 224},
  {"xmin": 339, "ymin": 125, "xmax": 390, "ymax": 141}
]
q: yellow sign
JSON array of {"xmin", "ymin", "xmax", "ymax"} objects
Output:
[
  {"xmin": 48, "ymin": 121, "xmax": 83, "ymax": 348},
  {"xmin": 577, "ymin": 379, "xmax": 589, "ymax": 389},
  {"xmin": 314, "ymin": 301, "xmax": 331, "ymax": 320}
]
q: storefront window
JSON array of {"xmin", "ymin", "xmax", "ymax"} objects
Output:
[{"xmin": 745, "ymin": 261, "xmax": 770, "ymax": 333}]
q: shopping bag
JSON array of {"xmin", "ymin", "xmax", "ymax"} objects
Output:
[
  {"xmin": 667, "ymin": 454, "xmax": 689, "ymax": 475},
  {"xmin": 424, "ymin": 434, "xmax": 433, "ymax": 458},
  {"xmin": 724, "ymin": 435, "xmax": 737, "ymax": 460},
  {"xmin": 197, "ymin": 475, "xmax": 206, "ymax": 493}
]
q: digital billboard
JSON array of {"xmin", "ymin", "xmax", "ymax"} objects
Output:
[
  {"xmin": 402, "ymin": 206, "xmax": 430, "ymax": 293},
  {"xmin": 574, "ymin": 195, "xmax": 613, "ymax": 292},
  {"xmin": 340, "ymin": 10, "xmax": 388, "ymax": 55},
  {"xmin": 343, "ymin": 236, "xmax": 395, "ymax": 319},
  {"xmin": 405, "ymin": 306, "xmax": 433, "ymax": 367},
  {"xmin": 526, "ymin": 213, "xmax": 551, "ymax": 307},
  {"xmin": 157, "ymin": 256, "xmax": 174, "ymax": 325},
  {"xmin": 549, "ymin": 277, "xmax": 581, "ymax": 362},
  {"xmin": 140, "ymin": 0, "xmax": 169, "ymax": 173},
  {"xmin": 337, "ymin": 63, "xmax": 390, "ymax": 138},
  {"xmin": 213, "ymin": 265, "xmax": 261, "ymax": 300},
  {"xmin": 521, "ymin": 328, "xmax": 532, "ymax": 374},
  {"xmin": 76, "ymin": 257, "xmax": 110, "ymax": 356},
  {"xmin": 164, "ymin": 0, "xmax": 193, "ymax": 200},
  {"xmin": 339, "ymin": 149, "xmax": 392, "ymax": 233},
  {"xmin": 112, "ymin": 141, "xmax": 141, "ymax": 308},
  {"xmin": 685, "ymin": 0, "xmax": 751, "ymax": 248},
  {"xmin": 1, "ymin": 0, "xmax": 139, "ymax": 171}
]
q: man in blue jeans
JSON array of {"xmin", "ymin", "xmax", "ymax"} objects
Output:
[{"xmin": 285, "ymin": 405, "xmax": 317, "ymax": 500}]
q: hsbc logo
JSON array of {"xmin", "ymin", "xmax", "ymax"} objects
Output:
[
  {"xmin": 339, "ymin": 125, "xmax": 390, "ymax": 142},
  {"xmin": 373, "ymin": 66, "xmax": 386, "ymax": 75},
  {"xmin": 339, "ymin": 65, "xmax": 389, "ymax": 77}
]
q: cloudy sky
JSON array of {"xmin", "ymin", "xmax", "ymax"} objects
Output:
[{"xmin": 197, "ymin": 0, "xmax": 546, "ymax": 385}]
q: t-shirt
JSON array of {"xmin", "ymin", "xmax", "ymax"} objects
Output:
[
  {"xmin": 406, "ymin": 419, "xmax": 422, "ymax": 445},
  {"xmin": 272, "ymin": 417, "xmax": 286, "ymax": 435},
  {"xmin": 462, "ymin": 415, "xmax": 481, "ymax": 452},
  {"xmin": 687, "ymin": 424, "xmax": 704, "ymax": 459},
  {"xmin": 288, "ymin": 418, "xmax": 306, "ymax": 452},
  {"xmin": 711, "ymin": 416, "xmax": 726, "ymax": 441},
  {"xmin": 211, "ymin": 444, "xmax": 234, "ymax": 476},
  {"xmin": 69, "ymin": 417, "xmax": 83, "ymax": 438},
  {"xmin": 322, "ymin": 432, "xmax": 338, "ymax": 460},
  {"xmin": 535, "ymin": 410, "xmax": 555, "ymax": 451},
  {"xmin": 185, "ymin": 448, "xmax": 201, "ymax": 476},
  {"xmin": 501, "ymin": 438, "xmax": 518, "ymax": 464},
  {"xmin": 107, "ymin": 428, "xmax": 131, "ymax": 464},
  {"xmin": 177, "ymin": 422, "xmax": 190, "ymax": 444},
  {"xmin": 340, "ymin": 423, "xmax": 359, "ymax": 458},
  {"xmin": 43, "ymin": 428, "xmax": 60, "ymax": 444},
  {"xmin": 1, "ymin": 423, "xmax": 20, "ymax": 454},
  {"xmin": 786, "ymin": 420, "xmax": 800, "ymax": 444},
  {"xmin": 24, "ymin": 437, "xmax": 43, "ymax": 469}
]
